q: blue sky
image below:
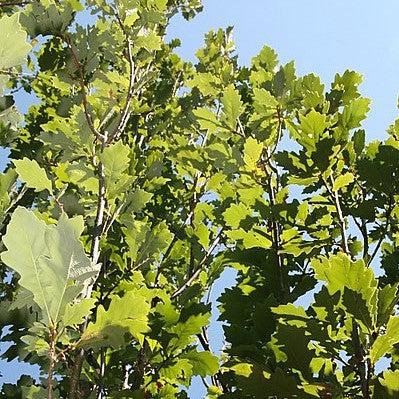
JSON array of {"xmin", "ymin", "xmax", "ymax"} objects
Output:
[
  {"xmin": 2, "ymin": 0, "xmax": 399, "ymax": 396},
  {"xmin": 169, "ymin": 0, "xmax": 399, "ymax": 141}
]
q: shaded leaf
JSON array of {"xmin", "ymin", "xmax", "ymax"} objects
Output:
[
  {"xmin": 81, "ymin": 293, "xmax": 150, "ymax": 348},
  {"xmin": 183, "ymin": 350, "xmax": 219, "ymax": 377}
]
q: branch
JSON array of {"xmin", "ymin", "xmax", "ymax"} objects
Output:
[
  {"xmin": 0, "ymin": 0, "xmax": 30, "ymax": 7},
  {"xmin": 267, "ymin": 176, "xmax": 286, "ymax": 302},
  {"xmin": 95, "ymin": 348, "xmax": 106, "ymax": 399},
  {"xmin": 172, "ymin": 71, "xmax": 183, "ymax": 96},
  {"xmin": 155, "ymin": 161, "xmax": 209, "ymax": 284},
  {"xmin": 367, "ymin": 196, "xmax": 393, "ymax": 267},
  {"xmin": 262, "ymin": 106, "xmax": 284, "ymax": 165},
  {"xmin": 264, "ymin": 112, "xmax": 287, "ymax": 302},
  {"xmin": 352, "ymin": 323, "xmax": 370, "ymax": 399},
  {"xmin": 64, "ymin": 35, "xmax": 106, "ymax": 143},
  {"xmin": 69, "ymin": 152, "xmax": 107, "ymax": 399},
  {"xmin": 0, "ymin": 69, "xmax": 36, "ymax": 79},
  {"xmin": 323, "ymin": 176, "xmax": 350, "ymax": 255},
  {"xmin": 47, "ymin": 326, "xmax": 57, "ymax": 399},
  {"xmin": 102, "ymin": 198, "xmax": 125, "ymax": 236},
  {"xmin": 326, "ymin": 179, "xmax": 371, "ymax": 396},
  {"xmin": 122, "ymin": 365, "xmax": 131, "ymax": 389},
  {"xmin": 171, "ymin": 229, "xmax": 223, "ymax": 299},
  {"xmin": 66, "ymin": 33, "xmax": 108, "ymax": 396},
  {"xmin": 188, "ymin": 174, "xmax": 200, "ymax": 277},
  {"xmin": 0, "ymin": 184, "xmax": 28, "ymax": 237},
  {"xmin": 90, "ymin": 155, "xmax": 107, "ymax": 264},
  {"xmin": 107, "ymin": 11, "xmax": 136, "ymax": 144},
  {"xmin": 197, "ymin": 329, "xmax": 229, "ymax": 393},
  {"xmin": 4, "ymin": 184, "xmax": 27, "ymax": 215},
  {"xmin": 154, "ymin": 235, "xmax": 178, "ymax": 286},
  {"xmin": 130, "ymin": 340, "xmax": 149, "ymax": 390},
  {"xmin": 355, "ymin": 182, "xmax": 370, "ymax": 260},
  {"xmin": 333, "ymin": 190, "xmax": 350, "ymax": 254},
  {"xmin": 352, "ymin": 215, "xmax": 369, "ymax": 261},
  {"xmin": 235, "ymin": 117, "xmax": 246, "ymax": 137}
]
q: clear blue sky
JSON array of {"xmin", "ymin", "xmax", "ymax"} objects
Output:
[{"xmin": 2, "ymin": 0, "xmax": 399, "ymax": 395}]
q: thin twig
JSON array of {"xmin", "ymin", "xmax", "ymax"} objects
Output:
[
  {"xmin": 102, "ymin": 200, "xmax": 125, "ymax": 236},
  {"xmin": 96, "ymin": 348, "xmax": 106, "ymax": 399},
  {"xmin": 197, "ymin": 329, "xmax": 229, "ymax": 392},
  {"xmin": 154, "ymin": 235, "xmax": 178, "ymax": 286},
  {"xmin": 262, "ymin": 106, "xmax": 284, "ymax": 165},
  {"xmin": 107, "ymin": 11, "xmax": 136, "ymax": 144},
  {"xmin": 90, "ymin": 150, "xmax": 107, "ymax": 263},
  {"xmin": 352, "ymin": 215, "xmax": 369, "ymax": 260},
  {"xmin": 323, "ymin": 176, "xmax": 350, "ymax": 255},
  {"xmin": 367, "ymin": 196, "xmax": 393, "ymax": 267},
  {"xmin": 64, "ymin": 35, "xmax": 105, "ymax": 143},
  {"xmin": 236, "ymin": 117, "xmax": 246, "ymax": 137},
  {"xmin": 98, "ymin": 108, "xmax": 116, "ymax": 131},
  {"xmin": 264, "ymin": 112, "xmax": 286, "ymax": 302},
  {"xmin": 4, "ymin": 184, "xmax": 28, "ymax": 215},
  {"xmin": 0, "ymin": 0, "xmax": 30, "ymax": 6},
  {"xmin": 171, "ymin": 229, "xmax": 223, "ymax": 299},
  {"xmin": 69, "ymin": 152, "xmax": 107, "ymax": 399},
  {"xmin": 188, "ymin": 175, "xmax": 199, "ymax": 277}
]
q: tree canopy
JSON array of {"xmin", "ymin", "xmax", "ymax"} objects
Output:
[{"xmin": 1, "ymin": 1, "xmax": 399, "ymax": 398}]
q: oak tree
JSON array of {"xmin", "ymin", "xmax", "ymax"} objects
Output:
[{"xmin": 1, "ymin": 1, "xmax": 399, "ymax": 398}]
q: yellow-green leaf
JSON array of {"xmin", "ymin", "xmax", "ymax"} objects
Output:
[
  {"xmin": 0, "ymin": 13, "xmax": 31, "ymax": 69},
  {"xmin": 332, "ymin": 172, "xmax": 355, "ymax": 191},
  {"xmin": 222, "ymin": 85, "xmax": 244, "ymax": 130},
  {"xmin": 243, "ymin": 137, "xmax": 263, "ymax": 170},
  {"xmin": 13, "ymin": 158, "xmax": 53, "ymax": 194},
  {"xmin": 81, "ymin": 293, "xmax": 150, "ymax": 348},
  {"xmin": 371, "ymin": 316, "xmax": 399, "ymax": 363}
]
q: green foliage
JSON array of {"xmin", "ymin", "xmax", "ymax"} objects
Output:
[
  {"xmin": 80, "ymin": 293, "xmax": 150, "ymax": 348},
  {"xmin": 13, "ymin": 158, "xmax": 53, "ymax": 193},
  {"xmin": 0, "ymin": 13, "xmax": 31, "ymax": 69},
  {"xmin": 0, "ymin": 13, "xmax": 31, "ymax": 145},
  {"xmin": 0, "ymin": 0, "xmax": 399, "ymax": 398},
  {"xmin": 371, "ymin": 316, "xmax": 399, "ymax": 363},
  {"xmin": 1, "ymin": 207, "xmax": 98, "ymax": 324}
]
